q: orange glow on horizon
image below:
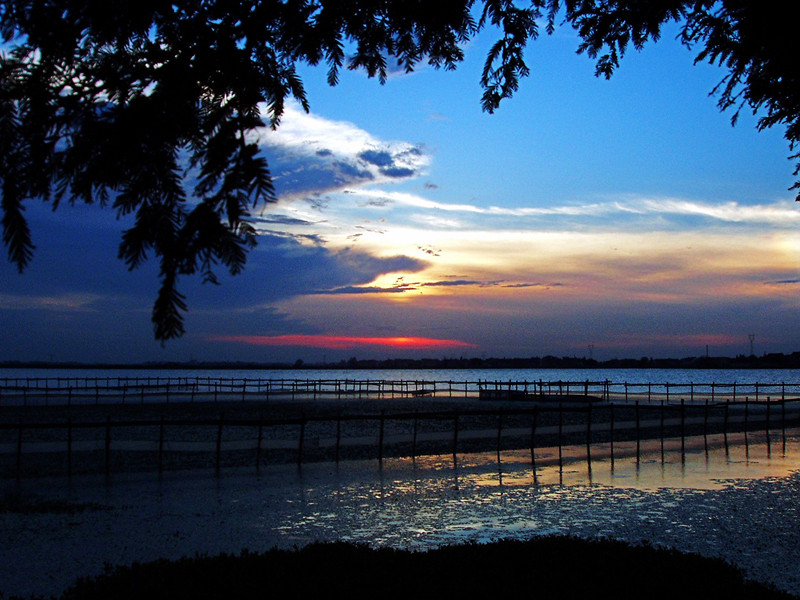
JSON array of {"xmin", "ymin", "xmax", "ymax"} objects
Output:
[{"xmin": 210, "ymin": 334, "xmax": 478, "ymax": 350}]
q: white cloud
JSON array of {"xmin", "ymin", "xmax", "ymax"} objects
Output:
[
  {"xmin": 257, "ymin": 102, "xmax": 431, "ymax": 199},
  {"xmin": 338, "ymin": 189, "xmax": 800, "ymax": 228},
  {"xmin": 633, "ymin": 197, "xmax": 800, "ymax": 225},
  {"xmin": 265, "ymin": 103, "xmax": 379, "ymax": 156},
  {"xmin": 0, "ymin": 293, "xmax": 102, "ymax": 312}
]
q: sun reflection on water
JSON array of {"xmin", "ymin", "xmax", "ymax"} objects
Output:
[{"xmin": 374, "ymin": 429, "xmax": 800, "ymax": 492}]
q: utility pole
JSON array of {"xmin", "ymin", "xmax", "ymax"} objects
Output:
[{"xmin": 748, "ymin": 334, "xmax": 755, "ymax": 356}]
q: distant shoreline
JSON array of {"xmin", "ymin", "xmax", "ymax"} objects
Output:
[{"xmin": 2, "ymin": 352, "xmax": 800, "ymax": 371}]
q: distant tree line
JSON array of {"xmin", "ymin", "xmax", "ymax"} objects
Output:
[{"xmin": 3, "ymin": 352, "xmax": 800, "ymax": 371}]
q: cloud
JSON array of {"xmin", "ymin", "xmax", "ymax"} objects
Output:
[
  {"xmin": 308, "ymin": 278, "xmax": 564, "ymax": 296},
  {"xmin": 339, "ymin": 189, "xmax": 800, "ymax": 230},
  {"xmin": 0, "ymin": 292, "xmax": 104, "ymax": 312},
  {"xmin": 258, "ymin": 102, "xmax": 431, "ymax": 199},
  {"xmin": 502, "ymin": 282, "xmax": 564, "ymax": 288},
  {"xmin": 767, "ymin": 279, "xmax": 800, "ymax": 285},
  {"xmin": 313, "ymin": 285, "xmax": 413, "ymax": 295},
  {"xmin": 380, "ymin": 167, "xmax": 416, "ymax": 178},
  {"xmin": 183, "ymin": 234, "xmax": 429, "ymax": 307},
  {"xmin": 633, "ymin": 197, "xmax": 800, "ymax": 225},
  {"xmin": 358, "ymin": 150, "xmax": 394, "ymax": 167},
  {"xmin": 253, "ymin": 214, "xmax": 317, "ymax": 227}
]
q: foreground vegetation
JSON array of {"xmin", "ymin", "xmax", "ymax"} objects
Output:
[{"xmin": 6, "ymin": 537, "xmax": 792, "ymax": 600}]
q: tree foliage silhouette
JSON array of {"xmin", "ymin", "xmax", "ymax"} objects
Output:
[{"xmin": 1, "ymin": 0, "xmax": 797, "ymax": 341}]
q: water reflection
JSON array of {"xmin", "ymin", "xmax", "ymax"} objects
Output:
[
  {"xmin": 3, "ymin": 430, "xmax": 800, "ymax": 599},
  {"xmin": 376, "ymin": 429, "xmax": 800, "ymax": 492}
]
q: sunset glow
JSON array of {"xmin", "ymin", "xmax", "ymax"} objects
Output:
[
  {"xmin": 2, "ymin": 23, "xmax": 798, "ymax": 363},
  {"xmin": 210, "ymin": 335, "xmax": 478, "ymax": 350}
]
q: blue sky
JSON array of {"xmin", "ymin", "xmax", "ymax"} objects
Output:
[{"xmin": 2, "ymin": 21, "xmax": 798, "ymax": 363}]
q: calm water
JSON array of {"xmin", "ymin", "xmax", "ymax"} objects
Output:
[
  {"xmin": 3, "ymin": 366, "xmax": 799, "ymax": 384},
  {"xmin": 4, "ymin": 371, "xmax": 800, "ymax": 594},
  {"xmin": 3, "ymin": 429, "xmax": 800, "ymax": 598}
]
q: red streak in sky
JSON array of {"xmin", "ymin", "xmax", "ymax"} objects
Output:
[{"xmin": 211, "ymin": 334, "xmax": 477, "ymax": 350}]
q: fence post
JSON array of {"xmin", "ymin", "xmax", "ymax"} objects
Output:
[
  {"xmin": 216, "ymin": 413, "xmax": 225, "ymax": 472},
  {"xmin": 16, "ymin": 419, "xmax": 23, "ymax": 479},
  {"xmin": 585, "ymin": 402, "xmax": 592, "ymax": 472},
  {"xmin": 496, "ymin": 410, "xmax": 503, "ymax": 462},
  {"xmin": 557, "ymin": 403, "xmax": 563, "ymax": 471},
  {"xmin": 452, "ymin": 410, "xmax": 459, "ymax": 463},
  {"xmin": 378, "ymin": 410, "xmax": 385, "ymax": 465},
  {"xmin": 335, "ymin": 413, "xmax": 342, "ymax": 464},
  {"xmin": 412, "ymin": 410, "xmax": 419, "ymax": 459},
  {"xmin": 635, "ymin": 400, "xmax": 640, "ymax": 462},
  {"xmin": 766, "ymin": 397, "xmax": 771, "ymax": 438},
  {"xmin": 680, "ymin": 398, "xmax": 686, "ymax": 459},
  {"xmin": 723, "ymin": 399, "xmax": 730, "ymax": 455},
  {"xmin": 105, "ymin": 416, "xmax": 112, "ymax": 476},
  {"xmin": 781, "ymin": 399, "xmax": 787, "ymax": 452},
  {"xmin": 530, "ymin": 405, "xmax": 538, "ymax": 473},
  {"xmin": 67, "ymin": 418, "xmax": 73, "ymax": 478},
  {"xmin": 297, "ymin": 413, "xmax": 306, "ymax": 467},
  {"xmin": 158, "ymin": 417, "xmax": 165, "ymax": 474},
  {"xmin": 745, "ymin": 396, "xmax": 750, "ymax": 427}
]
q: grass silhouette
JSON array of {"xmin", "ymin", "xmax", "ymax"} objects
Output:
[{"xmin": 51, "ymin": 537, "xmax": 796, "ymax": 600}]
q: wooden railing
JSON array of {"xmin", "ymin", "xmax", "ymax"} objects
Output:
[
  {"xmin": 2, "ymin": 398, "xmax": 799, "ymax": 478},
  {"xmin": 1, "ymin": 377, "xmax": 799, "ymax": 406}
]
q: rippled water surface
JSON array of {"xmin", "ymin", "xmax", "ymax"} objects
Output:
[{"xmin": 2, "ymin": 429, "xmax": 800, "ymax": 598}]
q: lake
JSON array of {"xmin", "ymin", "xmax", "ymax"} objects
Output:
[
  {"xmin": 3, "ymin": 366, "xmax": 799, "ymax": 407},
  {"xmin": 3, "ymin": 368, "xmax": 800, "ymax": 597},
  {"xmin": 2, "ymin": 428, "xmax": 800, "ymax": 598},
  {"xmin": 3, "ymin": 366, "xmax": 800, "ymax": 385}
]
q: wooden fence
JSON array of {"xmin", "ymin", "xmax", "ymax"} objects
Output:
[
  {"xmin": 2, "ymin": 397, "xmax": 799, "ymax": 479},
  {"xmin": 1, "ymin": 377, "xmax": 800, "ymax": 406}
]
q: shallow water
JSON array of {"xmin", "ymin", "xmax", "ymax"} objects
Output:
[{"xmin": 2, "ymin": 430, "xmax": 800, "ymax": 598}]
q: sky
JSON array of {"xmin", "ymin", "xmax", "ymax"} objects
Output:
[{"xmin": 2, "ymin": 20, "xmax": 799, "ymax": 364}]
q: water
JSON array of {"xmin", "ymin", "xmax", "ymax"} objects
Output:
[
  {"xmin": 3, "ymin": 367, "xmax": 800, "ymax": 598},
  {"xmin": 3, "ymin": 366, "xmax": 798, "ymax": 407},
  {"xmin": 2, "ymin": 366, "xmax": 799, "ymax": 385},
  {"xmin": 2, "ymin": 430, "xmax": 800, "ymax": 598}
]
